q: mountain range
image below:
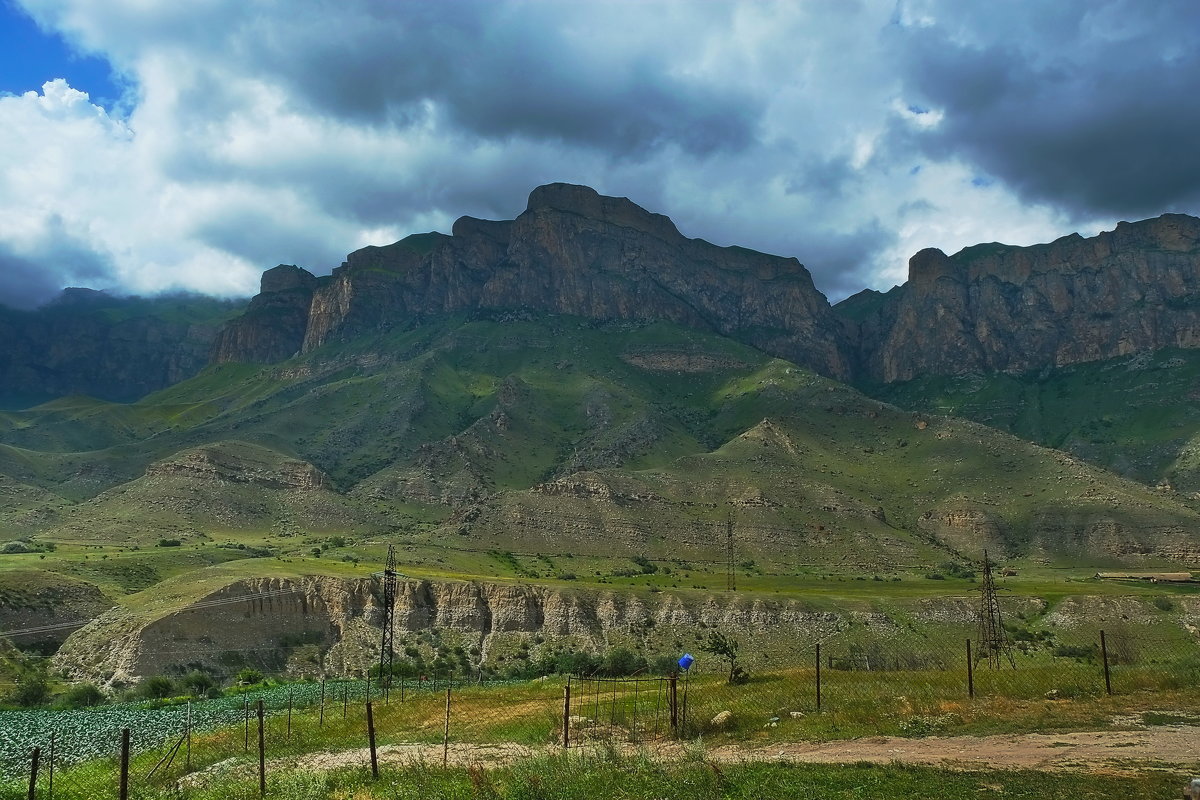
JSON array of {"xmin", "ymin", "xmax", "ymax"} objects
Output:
[
  {"xmin": 3, "ymin": 183, "xmax": 1200, "ymax": 682},
  {"xmin": 0, "ymin": 183, "xmax": 1195, "ymax": 568}
]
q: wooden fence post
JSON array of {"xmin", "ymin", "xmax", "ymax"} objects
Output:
[
  {"xmin": 26, "ymin": 746, "xmax": 39, "ymax": 800},
  {"xmin": 256, "ymin": 700, "xmax": 266, "ymax": 798},
  {"xmin": 562, "ymin": 681, "xmax": 571, "ymax": 749},
  {"xmin": 243, "ymin": 697, "xmax": 249, "ymax": 752},
  {"xmin": 966, "ymin": 639, "xmax": 974, "ymax": 699},
  {"xmin": 47, "ymin": 732, "xmax": 54, "ymax": 800},
  {"xmin": 668, "ymin": 674, "xmax": 678, "ymax": 732},
  {"xmin": 286, "ymin": 694, "xmax": 293, "ymax": 740},
  {"xmin": 442, "ymin": 686, "xmax": 452, "ymax": 768},
  {"xmin": 118, "ymin": 728, "xmax": 130, "ymax": 800},
  {"xmin": 319, "ymin": 680, "xmax": 326, "ymax": 727},
  {"xmin": 1100, "ymin": 630, "xmax": 1112, "ymax": 696},
  {"xmin": 366, "ymin": 701, "xmax": 379, "ymax": 779}
]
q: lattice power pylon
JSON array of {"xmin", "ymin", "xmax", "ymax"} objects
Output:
[
  {"xmin": 378, "ymin": 544, "xmax": 398, "ymax": 683},
  {"xmin": 725, "ymin": 514, "xmax": 736, "ymax": 592},
  {"xmin": 975, "ymin": 549, "xmax": 1015, "ymax": 669}
]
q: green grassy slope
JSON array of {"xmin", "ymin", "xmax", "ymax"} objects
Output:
[
  {"xmin": 0, "ymin": 314, "xmax": 1196, "ymax": 576},
  {"xmin": 864, "ymin": 348, "xmax": 1200, "ymax": 493}
]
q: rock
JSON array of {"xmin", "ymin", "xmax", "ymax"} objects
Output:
[
  {"xmin": 210, "ymin": 265, "xmax": 318, "ymax": 364},
  {"xmin": 214, "ymin": 183, "xmax": 853, "ymax": 379},
  {"xmin": 0, "ymin": 291, "xmax": 234, "ymax": 404},
  {"xmin": 842, "ymin": 213, "xmax": 1200, "ymax": 382},
  {"xmin": 711, "ymin": 710, "xmax": 733, "ymax": 728},
  {"xmin": 789, "ymin": 711, "xmax": 805, "ymax": 719},
  {"xmin": 1045, "ymin": 689, "xmax": 1062, "ymax": 700}
]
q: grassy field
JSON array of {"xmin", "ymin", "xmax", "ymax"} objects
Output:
[
  {"xmin": 867, "ymin": 346, "xmax": 1200, "ymax": 493},
  {"xmin": 1, "ymin": 737, "xmax": 1192, "ymax": 800}
]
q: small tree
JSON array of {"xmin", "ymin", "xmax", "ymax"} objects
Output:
[{"xmin": 700, "ymin": 631, "xmax": 747, "ymax": 684}]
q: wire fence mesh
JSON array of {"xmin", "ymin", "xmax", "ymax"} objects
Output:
[{"xmin": 1, "ymin": 628, "xmax": 1197, "ymax": 798}]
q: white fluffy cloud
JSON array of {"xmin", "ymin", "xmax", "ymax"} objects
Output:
[{"xmin": 1, "ymin": 0, "xmax": 1194, "ymax": 308}]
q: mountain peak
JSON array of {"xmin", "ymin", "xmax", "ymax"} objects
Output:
[{"xmin": 525, "ymin": 182, "xmax": 680, "ymax": 240}]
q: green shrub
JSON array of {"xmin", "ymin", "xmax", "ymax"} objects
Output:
[
  {"xmin": 235, "ymin": 668, "xmax": 265, "ymax": 685},
  {"xmin": 139, "ymin": 675, "xmax": 177, "ymax": 699},
  {"xmin": 181, "ymin": 670, "xmax": 216, "ymax": 697},
  {"xmin": 59, "ymin": 682, "xmax": 105, "ymax": 708},
  {"xmin": 8, "ymin": 674, "xmax": 50, "ymax": 707}
]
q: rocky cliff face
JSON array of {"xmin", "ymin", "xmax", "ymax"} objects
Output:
[
  {"xmin": 216, "ymin": 188, "xmax": 1200, "ymax": 388},
  {"xmin": 55, "ymin": 575, "xmax": 861, "ymax": 684},
  {"xmin": 210, "ymin": 266, "xmax": 317, "ymax": 363},
  {"xmin": 843, "ymin": 214, "xmax": 1200, "ymax": 382},
  {"xmin": 215, "ymin": 183, "xmax": 852, "ymax": 379},
  {"xmin": 0, "ymin": 289, "xmax": 242, "ymax": 406}
]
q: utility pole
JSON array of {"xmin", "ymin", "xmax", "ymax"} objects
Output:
[{"xmin": 975, "ymin": 549, "xmax": 1015, "ymax": 669}]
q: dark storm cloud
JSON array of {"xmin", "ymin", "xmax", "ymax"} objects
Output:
[
  {"xmin": 892, "ymin": 0, "xmax": 1200, "ymax": 219},
  {"xmin": 198, "ymin": 0, "xmax": 761, "ymax": 158},
  {"xmin": 0, "ymin": 222, "xmax": 114, "ymax": 309},
  {"xmin": 792, "ymin": 221, "xmax": 896, "ymax": 300}
]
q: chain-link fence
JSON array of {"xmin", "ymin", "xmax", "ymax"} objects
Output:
[{"xmin": 2, "ymin": 628, "xmax": 1198, "ymax": 798}]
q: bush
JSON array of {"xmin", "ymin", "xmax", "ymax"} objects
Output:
[
  {"xmin": 139, "ymin": 675, "xmax": 177, "ymax": 699},
  {"xmin": 156, "ymin": 538, "xmax": 182, "ymax": 548},
  {"xmin": 59, "ymin": 682, "xmax": 105, "ymax": 708},
  {"xmin": 631, "ymin": 556, "xmax": 658, "ymax": 575},
  {"xmin": 1053, "ymin": 643, "xmax": 1097, "ymax": 661},
  {"xmin": 234, "ymin": 668, "xmax": 264, "ymax": 685},
  {"xmin": 8, "ymin": 674, "xmax": 50, "ymax": 707},
  {"xmin": 181, "ymin": 670, "xmax": 216, "ymax": 697},
  {"xmin": 602, "ymin": 647, "xmax": 646, "ymax": 677},
  {"xmin": 1152, "ymin": 596, "xmax": 1174, "ymax": 612}
]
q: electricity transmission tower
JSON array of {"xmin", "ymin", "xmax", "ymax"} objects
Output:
[
  {"xmin": 725, "ymin": 514, "xmax": 736, "ymax": 592},
  {"xmin": 378, "ymin": 544, "xmax": 399, "ymax": 685},
  {"xmin": 975, "ymin": 549, "xmax": 1015, "ymax": 669}
]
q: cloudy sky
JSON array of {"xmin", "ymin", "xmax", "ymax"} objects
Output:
[{"xmin": 1, "ymin": 0, "xmax": 1198, "ymax": 309}]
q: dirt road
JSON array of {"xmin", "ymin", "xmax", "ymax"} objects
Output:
[
  {"xmin": 288, "ymin": 726, "xmax": 1200, "ymax": 774},
  {"xmin": 710, "ymin": 727, "xmax": 1200, "ymax": 773}
]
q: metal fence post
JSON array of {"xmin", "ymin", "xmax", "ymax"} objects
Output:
[
  {"xmin": 815, "ymin": 643, "xmax": 822, "ymax": 712},
  {"xmin": 1100, "ymin": 629, "xmax": 1113, "ymax": 696},
  {"xmin": 286, "ymin": 694, "xmax": 293, "ymax": 740},
  {"xmin": 442, "ymin": 685, "xmax": 452, "ymax": 768},
  {"xmin": 186, "ymin": 701, "xmax": 192, "ymax": 771},
  {"xmin": 47, "ymin": 732, "xmax": 54, "ymax": 800},
  {"xmin": 256, "ymin": 700, "xmax": 266, "ymax": 798},
  {"xmin": 320, "ymin": 680, "xmax": 326, "ymax": 727},
  {"xmin": 26, "ymin": 746, "xmax": 39, "ymax": 800},
  {"xmin": 562, "ymin": 680, "xmax": 571, "ymax": 749},
  {"xmin": 118, "ymin": 728, "xmax": 130, "ymax": 800},
  {"xmin": 366, "ymin": 701, "xmax": 379, "ymax": 779},
  {"xmin": 966, "ymin": 639, "xmax": 974, "ymax": 699}
]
